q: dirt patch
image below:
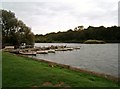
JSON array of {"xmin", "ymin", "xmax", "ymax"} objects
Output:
[
  {"xmin": 42, "ymin": 82, "xmax": 53, "ymax": 86},
  {"xmin": 32, "ymin": 86, "xmax": 38, "ymax": 89},
  {"xmin": 54, "ymin": 82, "xmax": 64, "ymax": 87},
  {"xmin": 42, "ymin": 81, "xmax": 70, "ymax": 87}
]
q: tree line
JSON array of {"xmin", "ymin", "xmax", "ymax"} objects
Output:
[
  {"xmin": 35, "ymin": 26, "xmax": 120, "ymax": 43},
  {"xmin": 1, "ymin": 10, "xmax": 35, "ymax": 48},
  {"xmin": 1, "ymin": 9, "xmax": 120, "ymax": 47}
]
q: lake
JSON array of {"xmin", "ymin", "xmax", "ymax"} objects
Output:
[{"xmin": 32, "ymin": 43, "xmax": 118, "ymax": 77}]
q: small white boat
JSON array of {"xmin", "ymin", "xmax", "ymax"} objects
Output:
[
  {"xmin": 19, "ymin": 51, "xmax": 36, "ymax": 56},
  {"xmin": 74, "ymin": 47, "xmax": 80, "ymax": 49},
  {"xmin": 65, "ymin": 48, "xmax": 74, "ymax": 51},
  {"xmin": 48, "ymin": 50, "xmax": 55, "ymax": 53},
  {"xmin": 55, "ymin": 48, "xmax": 67, "ymax": 51},
  {"xmin": 37, "ymin": 50, "xmax": 48, "ymax": 54}
]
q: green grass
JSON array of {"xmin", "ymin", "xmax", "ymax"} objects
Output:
[
  {"xmin": 2, "ymin": 52, "xmax": 119, "ymax": 88},
  {"xmin": 0, "ymin": 51, "xmax": 2, "ymax": 88}
]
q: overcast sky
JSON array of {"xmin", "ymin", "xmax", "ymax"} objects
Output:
[{"xmin": 1, "ymin": 0, "xmax": 119, "ymax": 34}]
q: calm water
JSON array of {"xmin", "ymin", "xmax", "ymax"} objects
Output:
[{"xmin": 32, "ymin": 43, "xmax": 118, "ymax": 77}]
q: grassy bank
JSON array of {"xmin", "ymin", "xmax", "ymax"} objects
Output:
[{"xmin": 2, "ymin": 52, "xmax": 119, "ymax": 88}]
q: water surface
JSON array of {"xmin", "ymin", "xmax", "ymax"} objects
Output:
[{"xmin": 32, "ymin": 43, "xmax": 118, "ymax": 77}]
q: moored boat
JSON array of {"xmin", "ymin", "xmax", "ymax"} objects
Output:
[
  {"xmin": 65, "ymin": 48, "xmax": 74, "ymax": 51},
  {"xmin": 36, "ymin": 50, "xmax": 48, "ymax": 54},
  {"xmin": 74, "ymin": 47, "xmax": 80, "ymax": 49},
  {"xmin": 19, "ymin": 51, "xmax": 36, "ymax": 56},
  {"xmin": 55, "ymin": 48, "xmax": 67, "ymax": 51},
  {"xmin": 48, "ymin": 50, "xmax": 55, "ymax": 53}
]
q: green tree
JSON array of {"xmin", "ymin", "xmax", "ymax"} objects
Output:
[{"xmin": 1, "ymin": 9, "xmax": 35, "ymax": 48}]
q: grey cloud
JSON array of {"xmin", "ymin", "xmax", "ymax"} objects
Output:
[
  {"xmin": 33, "ymin": 2, "xmax": 74, "ymax": 17},
  {"xmin": 118, "ymin": 1, "xmax": 120, "ymax": 25},
  {"xmin": 2, "ymin": 1, "xmax": 119, "ymax": 34}
]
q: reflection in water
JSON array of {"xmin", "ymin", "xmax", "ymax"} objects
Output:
[{"xmin": 31, "ymin": 43, "xmax": 118, "ymax": 77}]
